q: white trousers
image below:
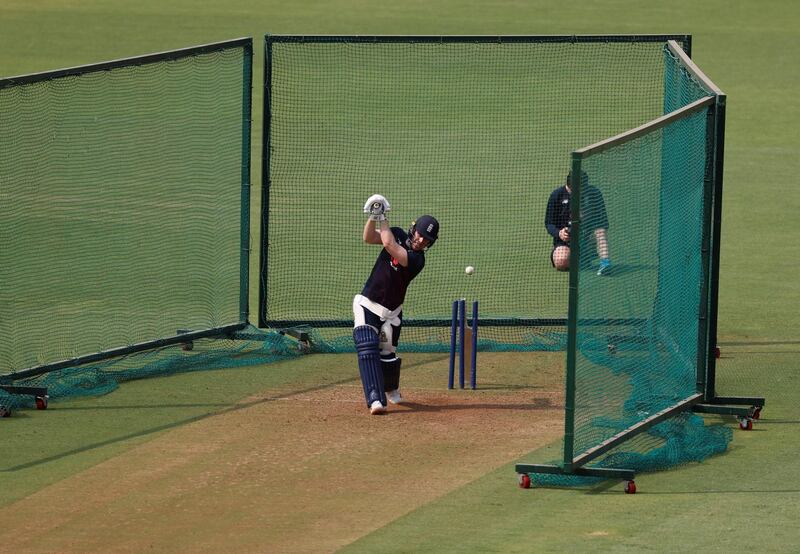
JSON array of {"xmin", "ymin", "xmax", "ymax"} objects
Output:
[{"xmin": 352, "ymin": 294, "xmax": 401, "ymax": 360}]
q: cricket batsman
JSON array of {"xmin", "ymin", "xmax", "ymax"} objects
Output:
[{"xmin": 352, "ymin": 194, "xmax": 439, "ymax": 415}]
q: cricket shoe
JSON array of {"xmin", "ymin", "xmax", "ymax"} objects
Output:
[
  {"xmin": 369, "ymin": 400, "xmax": 387, "ymax": 415},
  {"xmin": 386, "ymin": 389, "xmax": 404, "ymax": 405}
]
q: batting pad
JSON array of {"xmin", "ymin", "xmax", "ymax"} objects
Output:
[
  {"xmin": 353, "ymin": 326, "xmax": 386, "ymax": 407},
  {"xmin": 381, "ymin": 358, "xmax": 401, "ymax": 391}
]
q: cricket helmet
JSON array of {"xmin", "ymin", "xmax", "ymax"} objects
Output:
[{"xmin": 409, "ymin": 215, "xmax": 439, "ymax": 248}]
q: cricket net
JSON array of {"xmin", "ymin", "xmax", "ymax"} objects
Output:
[
  {"xmin": 518, "ymin": 41, "xmax": 740, "ymax": 486},
  {"xmin": 0, "ymin": 39, "xmax": 253, "ymax": 409},
  {"xmin": 261, "ymin": 35, "xmax": 693, "ymax": 352}
]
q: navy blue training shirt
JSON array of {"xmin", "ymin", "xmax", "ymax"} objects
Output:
[
  {"xmin": 361, "ymin": 227, "xmax": 425, "ymax": 311},
  {"xmin": 545, "ymin": 184, "xmax": 609, "ymax": 247}
]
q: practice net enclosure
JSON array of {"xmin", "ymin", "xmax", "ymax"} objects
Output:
[
  {"xmin": 261, "ymin": 35, "xmax": 692, "ymax": 352},
  {"xmin": 0, "ymin": 39, "xmax": 253, "ymax": 393}
]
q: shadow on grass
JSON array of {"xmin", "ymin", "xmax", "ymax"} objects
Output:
[
  {"xmin": 597, "ymin": 487, "xmax": 800, "ymax": 495},
  {"xmin": 473, "ymin": 383, "xmax": 552, "ymax": 391},
  {"xmin": 5, "ymin": 368, "xmax": 558, "ymax": 471},
  {"xmin": 2, "ymin": 376, "xmax": 359, "ymax": 473},
  {"xmin": 53, "ymin": 403, "xmax": 231, "ymax": 411},
  {"xmin": 531, "ymin": 480, "xmax": 800, "ymax": 495},
  {"xmin": 395, "ymin": 396, "xmax": 557, "ymax": 413},
  {"xmin": 1, "ymin": 413, "xmax": 217, "ymax": 472}
]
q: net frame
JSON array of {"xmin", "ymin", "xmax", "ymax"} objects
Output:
[{"xmin": 0, "ymin": 38, "xmax": 254, "ymax": 388}]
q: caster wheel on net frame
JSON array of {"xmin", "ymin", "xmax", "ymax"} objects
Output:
[
  {"xmin": 0, "ymin": 405, "xmax": 11, "ymax": 418},
  {"xmin": 181, "ymin": 341, "xmax": 194, "ymax": 351},
  {"xmin": 624, "ymin": 480, "xmax": 636, "ymax": 494},
  {"xmin": 738, "ymin": 417, "xmax": 753, "ymax": 431},
  {"xmin": 751, "ymin": 406, "xmax": 762, "ymax": 420},
  {"xmin": 518, "ymin": 474, "xmax": 531, "ymax": 489},
  {"xmin": 35, "ymin": 395, "xmax": 49, "ymax": 410}
]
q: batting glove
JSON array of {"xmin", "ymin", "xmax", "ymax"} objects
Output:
[{"xmin": 363, "ymin": 194, "xmax": 391, "ymax": 216}]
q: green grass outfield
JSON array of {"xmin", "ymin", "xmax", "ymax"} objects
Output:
[{"xmin": 2, "ymin": 1, "xmax": 799, "ymax": 552}]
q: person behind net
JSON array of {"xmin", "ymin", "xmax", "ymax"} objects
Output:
[
  {"xmin": 353, "ymin": 194, "xmax": 439, "ymax": 415},
  {"xmin": 545, "ymin": 170, "xmax": 610, "ymax": 275}
]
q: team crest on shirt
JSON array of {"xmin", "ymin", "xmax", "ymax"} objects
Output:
[{"xmin": 390, "ymin": 257, "xmax": 400, "ymax": 270}]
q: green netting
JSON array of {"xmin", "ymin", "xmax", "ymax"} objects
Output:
[
  {"xmin": 0, "ymin": 322, "xmax": 560, "ymax": 412},
  {"xmin": 521, "ymin": 42, "xmax": 737, "ymax": 486},
  {"xmin": 664, "ymin": 43, "xmax": 713, "ymax": 113},
  {"xmin": 571, "ymin": 108, "xmax": 711, "ymax": 458},
  {"xmin": 262, "ymin": 37, "xmax": 690, "ymax": 349},
  {"xmin": 304, "ymin": 326, "xmax": 568, "ymax": 354},
  {"xmin": 0, "ymin": 326, "xmax": 303, "ymax": 411},
  {"xmin": 0, "ymin": 41, "xmax": 250, "ymax": 378},
  {"xmin": 529, "ymin": 412, "xmax": 733, "ymax": 487},
  {"xmin": 714, "ymin": 342, "xmax": 791, "ymax": 419},
  {"xmin": 550, "ymin": 107, "xmax": 718, "ymax": 482}
]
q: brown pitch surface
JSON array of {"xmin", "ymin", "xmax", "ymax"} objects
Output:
[{"xmin": 0, "ymin": 381, "xmax": 563, "ymax": 553}]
